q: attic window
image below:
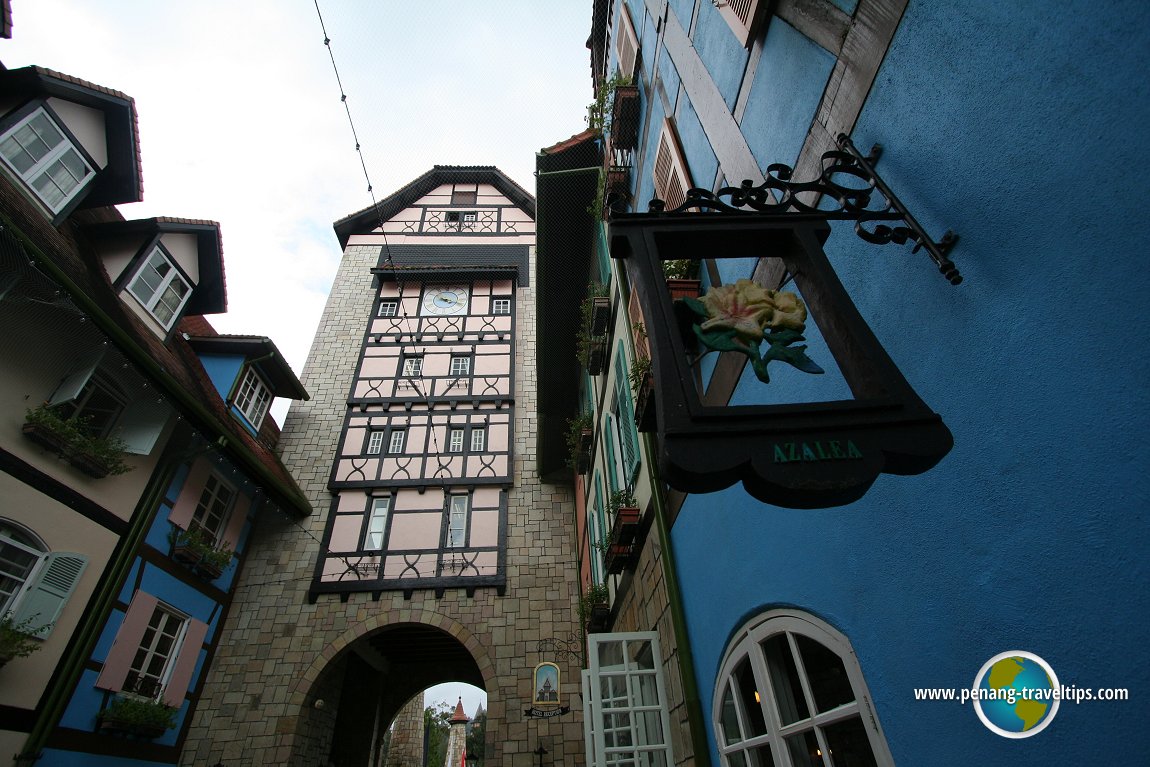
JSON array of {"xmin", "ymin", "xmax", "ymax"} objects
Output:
[
  {"xmin": 233, "ymin": 366, "xmax": 272, "ymax": 430},
  {"xmin": 0, "ymin": 107, "xmax": 94, "ymax": 215},
  {"xmin": 127, "ymin": 246, "xmax": 192, "ymax": 330}
]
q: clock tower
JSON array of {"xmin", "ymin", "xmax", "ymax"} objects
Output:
[{"xmin": 185, "ymin": 166, "xmax": 584, "ymax": 766}]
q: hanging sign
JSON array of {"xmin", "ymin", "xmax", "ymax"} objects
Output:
[{"xmin": 525, "ymin": 661, "xmax": 570, "ymax": 718}]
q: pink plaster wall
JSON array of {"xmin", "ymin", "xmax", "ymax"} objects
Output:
[
  {"xmin": 474, "ymin": 355, "xmax": 509, "ymax": 376},
  {"xmin": 330, "ymin": 516, "xmax": 363, "ymax": 551},
  {"xmin": 470, "ymin": 508, "xmax": 499, "ymax": 547},
  {"xmin": 390, "ymin": 513, "xmax": 443, "ymax": 549}
]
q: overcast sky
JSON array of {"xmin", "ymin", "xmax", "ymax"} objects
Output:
[{"xmin": 3, "ymin": 0, "xmax": 594, "ymax": 721}]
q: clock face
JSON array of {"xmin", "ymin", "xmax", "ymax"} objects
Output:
[{"xmin": 422, "ymin": 286, "xmax": 469, "ymax": 316}]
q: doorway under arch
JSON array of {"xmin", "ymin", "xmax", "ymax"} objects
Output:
[{"xmin": 291, "ymin": 621, "xmax": 491, "ymax": 767}]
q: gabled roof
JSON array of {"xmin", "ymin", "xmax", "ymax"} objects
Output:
[
  {"xmin": 333, "ymin": 165, "xmax": 536, "ymax": 248},
  {"xmin": 185, "ymin": 333, "xmax": 309, "ymax": 401},
  {"xmin": 0, "ymin": 180, "xmax": 311, "ymax": 516},
  {"xmin": 0, "ymin": 65, "xmax": 142, "ymax": 207},
  {"xmin": 85, "ymin": 217, "xmax": 227, "ymax": 315}
]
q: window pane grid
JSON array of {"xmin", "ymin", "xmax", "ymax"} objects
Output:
[
  {"xmin": 1, "ymin": 110, "xmax": 93, "ymax": 212},
  {"xmin": 367, "ymin": 431, "xmax": 385, "ymax": 454},
  {"xmin": 235, "ymin": 369, "xmax": 272, "ymax": 427},
  {"xmin": 366, "ymin": 498, "xmax": 389, "ymax": 550},
  {"xmin": 402, "ymin": 357, "xmax": 423, "ymax": 376},
  {"xmin": 716, "ymin": 614, "xmax": 889, "ymax": 767},
  {"xmin": 193, "ymin": 474, "xmax": 234, "ymax": 540},
  {"xmin": 470, "ymin": 428, "xmax": 485, "ymax": 452},
  {"xmin": 449, "ymin": 429, "xmax": 464, "ymax": 453},
  {"xmin": 127, "ymin": 605, "xmax": 185, "ymax": 698}
]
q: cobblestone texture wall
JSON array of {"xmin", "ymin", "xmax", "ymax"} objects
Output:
[
  {"xmin": 385, "ymin": 692, "xmax": 424, "ymax": 767},
  {"xmin": 182, "ymin": 244, "xmax": 585, "ymax": 766}
]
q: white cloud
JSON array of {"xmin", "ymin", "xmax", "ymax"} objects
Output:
[{"xmin": 3, "ymin": 0, "xmax": 592, "ymax": 425}]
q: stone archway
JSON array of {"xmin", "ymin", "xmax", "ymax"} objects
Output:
[{"xmin": 283, "ymin": 615, "xmax": 495, "ymax": 767}]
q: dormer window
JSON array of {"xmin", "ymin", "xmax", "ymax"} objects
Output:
[
  {"xmin": 233, "ymin": 367, "xmax": 272, "ymax": 429},
  {"xmin": 127, "ymin": 246, "xmax": 192, "ymax": 329},
  {"xmin": 0, "ymin": 107, "xmax": 94, "ymax": 215}
]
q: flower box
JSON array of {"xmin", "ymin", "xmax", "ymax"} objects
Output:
[
  {"xmin": 634, "ymin": 372, "xmax": 655, "ymax": 433},
  {"xmin": 666, "ymin": 278, "xmax": 702, "ymax": 302},
  {"xmin": 170, "ymin": 529, "xmax": 232, "ymax": 581},
  {"xmin": 98, "ymin": 713, "xmax": 168, "ymax": 740},
  {"xmin": 610, "ymin": 505, "xmax": 641, "ymax": 546},
  {"xmin": 587, "ymin": 339, "xmax": 608, "ymax": 375},
  {"xmin": 587, "ymin": 603, "xmax": 611, "ymax": 633},
  {"xmin": 21, "ymin": 407, "xmax": 131, "ymax": 478},
  {"xmin": 604, "ymin": 543, "xmax": 635, "ymax": 575},
  {"xmin": 589, "ymin": 296, "xmax": 611, "ymax": 337}
]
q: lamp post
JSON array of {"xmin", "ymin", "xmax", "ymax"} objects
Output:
[{"xmin": 534, "ymin": 744, "xmax": 548, "ymax": 766}]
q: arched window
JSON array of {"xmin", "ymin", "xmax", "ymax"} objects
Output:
[
  {"xmin": 713, "ymin": 609, "xmax": 894, "ymax": 767},
  {"xmin": 0, "ymin": 520, "xmax": 87, "ymax": 638},
  {"xmin": 0, "ymin": 521, "xmax": 48, "ymax": 614}
]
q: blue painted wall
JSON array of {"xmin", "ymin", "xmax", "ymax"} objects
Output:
[
  {"xmin": 48, "ymin": 456, "xmax": 258, "ymax": 763},
  {"xmin": 196, "ymin": 353, "xmax": 242, "ymax": 402},
  {"xmin": 657, "ymin": 0, "xmax": 1150, "ymax": 764}
]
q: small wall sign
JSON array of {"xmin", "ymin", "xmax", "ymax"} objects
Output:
[{"xmin": 525, "ymin": 661, "xmax": 570, "ymax": 718}]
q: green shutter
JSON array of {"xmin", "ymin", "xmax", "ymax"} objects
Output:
[
  {"xmin": 614, "ymin": 344, "xmax": 641, "ymax": 482},
  {"xmin": 12, "ymin": 552, "xmax": 88, "ymax": 638}
]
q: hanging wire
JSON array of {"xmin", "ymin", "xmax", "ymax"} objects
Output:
[{"xmin": 311, "ymin": 2, "xmax": 454, "ymax": 531}]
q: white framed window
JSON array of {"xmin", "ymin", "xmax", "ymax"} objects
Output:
[
  {"xmin": 714, "ymin": 609, "xmax": 894, "ymax": 767},
  {"xmin": 492, "ymin": 298, "xmax": 511, "ymax": 315},
  {"xmin": 388, "ymin": 429, "xmax": 406, "ymax": 454},
  {"xmin": 470, "ymin": 427, "xmax": 486, "ymax": 452},
  {"xmin": 0, "ymin": 521, "xmax": 87, "ymax": 639},
  {"xmin": 190, "ymin": 473, "xmax": 235, "ymax": 543},
  {"xmin": 446, "ymin": 494, "xmax": 468, "ymax": 548},
  {"xmin": 366, "ymin": 430, "xmax": 385, "ymax": 455},
  {"xmin": 448, "ymin": 428, "xmax": 465, "ymax": 453},
  {"xmin": 450, "ymin": 356, "xmax": 471, "ymax": 376},
  {"xmin": 0, "ymin": 522, "xmax": 48, "ymax": 616},
  {"xmin": 127, "ymin": 246, "xmax": 193, "ymax": 329},
  {"xmin": 365, "ymin": 497, "xmax": 390, "ymax": 550},
  {"xmin": 582, "ymin": 631, "xmax": 675, "ymax": 766},
  {"xmin": 402, "ymin": 356, "xmax": 423, "ymax": 377},
  {"xmin": 233, "ymin": 367, "xmax": 272, "ymax": 429},
  {"xmin": 51, "ymin": 370, "xmax": 126, "ymax": 439},
  {"xmin": 123, "ymin": 603, "xmax": 188, "ymax": 699},
  {"xmin": 378, "ymin": 301, "xmax": 398, "ymax": 317},
  {"xmin": 0, "ymin": 107, "xmax": 94, "ymax": 214}
]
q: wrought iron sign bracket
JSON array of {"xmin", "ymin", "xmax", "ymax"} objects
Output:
[
  {"xmin": 609, "ymin": 197, "xmax": 954, "ymax": 508},
  {"xmin": 644, "ymin": 134, "xmax": 962, "ymax": 285}
]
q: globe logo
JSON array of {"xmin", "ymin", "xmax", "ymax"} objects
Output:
[{"xmin": 972, "ymin": 651, "xmax": 1060, "ymax": 738}]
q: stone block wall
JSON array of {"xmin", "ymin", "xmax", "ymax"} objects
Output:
[{"xmin": 182, "ymin": 244, "xmax": 587, "ymax": 765}]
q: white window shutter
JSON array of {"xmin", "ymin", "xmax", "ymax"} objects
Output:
[
  {"xmin": 117, "ymin": 397, "xmax": 171, "ymax": 455},
  {"xmin": 715, "ymin": 0, "xmax": 769, "ymax": 47},
  {"xmin": 47, "ymin": 348, "xmax": 106, "ymax": 406},
  {"xmin": 654, "ymin": 119, "xmax": 691, "ymax": 210},
  {"xmin": 11, "ymin": 552, "xmax": 88, "ymax": 638},
  {"xmin": 616, "ymin": 5, "xmax": 640, "ymax": 80}
]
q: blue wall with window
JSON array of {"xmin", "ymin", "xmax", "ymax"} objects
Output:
[
  {"xmin": 611, "ymin": 0, "xmax": 1150, "ymax": 763},
  {"xmin": 43, "ymin": 454, "xmax": 257, "ymax": 766}
]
